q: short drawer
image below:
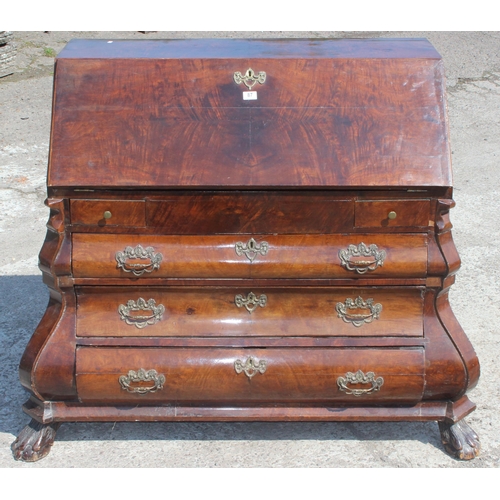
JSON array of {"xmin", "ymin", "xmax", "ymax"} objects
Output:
[
  {"xmin": 76, "ymin": 286, "xmax": 424, "ymax": 338},
  {"xmin": 72, "ymin": 233, "xmax": 428, "ymax": 279},
  {"xmin": 71, "ymin": 200, "xmax": 146, "ymax": 226},
  {"xmin": 355, "ymin": 200, "xmax": 431, "ymax": 228},
  {"xmin": 76, "ymin": 347, "xmax": 425, "ymax": 404}
]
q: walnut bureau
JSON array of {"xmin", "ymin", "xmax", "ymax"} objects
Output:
[{"xmin": 12, "ymin": 38, "xmax": 480, "ymax": 461}]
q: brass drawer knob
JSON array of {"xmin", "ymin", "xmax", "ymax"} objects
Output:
[
  {"xmin": 118, "ymin": 298, "xmax": 165, "ymax": 329},
  {"xmin": 337, "ymin": 369, "xmax": 384, "ymax": 396},
  {"xmin": 119, "ymin": 368, "xmax": 165, "ymax": 394},
  {"xmin": 234, "ymin": 357, "xmax": 267, "ymax": 379},
  {"xmin": 103, "ymin": 210, "xmax": 112, "ymax": 219},
  {"xmin": 235, "ymin": 292, "xmax": 267, "ymax": 314},
  {"xmin": 335, "ymin": 296, "xmax": 382, "ymax": 327},
  {"xmin": 339, "ymin": 242, "xmax": 386, "ymax": 274},
  {"xmin": 115, "ymin": 244, "xmax": 163, "ymax": 276},
  {"xmin": 388, "ymin": 211, "xmax": 397, "ymax": 220}
]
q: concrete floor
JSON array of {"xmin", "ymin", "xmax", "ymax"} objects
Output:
[{"xmin": 0, "ymin": 31, "xmax": 499, "ymax": 467}]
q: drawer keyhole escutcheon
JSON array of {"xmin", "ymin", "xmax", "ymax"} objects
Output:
[
  {"xmin": 339, "ymin": 242, "xmax": 386, "ymax": 274},
  {"xmin": 118, "ymin": 298, "xmax": 165, "ymax": 329},
  {"xmin": 115, "ymin": 244, "xmax": 163, "ymax": 276},
  {"xmin": 119, "ymin": 368, "xmax": 166, "ymax": 394},
  {"xmin": 235, "ymin": 238, "xmax": 269, "ymax": 262},
  {"xmin": 235, "ymin": 292, "xmax": 267, "ymax": 314},
  {"xmin": 336, "ymin": 296, "xmax": 382, "ymax": 327},
  {"xmin": 337, "ymin": 370, "xmax": 384, "ymax": 396},
  {"xmin": 234, "ymin": 357, "xmax": 267, "ymax": 379},
  {"xmin": 233, "ymin": 68, "xmax": 266, "ymax": 89}
]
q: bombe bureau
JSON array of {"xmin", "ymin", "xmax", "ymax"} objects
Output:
[{"xmin": 12, "ymin": 38, "xmax": 480, "ymax": 461}]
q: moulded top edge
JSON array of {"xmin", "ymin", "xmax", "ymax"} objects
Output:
[{"xmin": 56, "ymin": 38, "xmax": 442, "ymax": 60}]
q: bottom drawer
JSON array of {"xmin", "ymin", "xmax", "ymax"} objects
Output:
[{"xmin": 76, "ymin": 347, "xmax": 425, "ymax": 405}]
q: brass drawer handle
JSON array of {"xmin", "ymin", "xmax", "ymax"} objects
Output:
[
  {"xmin": 118, "ymin": 298, "xmax": 165, "ymax": 329},
  {"xmin": 119, "ymin": 368, "xmax": 166, "ymax": 394},
  {"xmin": 235, "ymin": 238, "xmax": 269, "ymax": 262},
  {"xmin": 339, "ymin": 243, "xmax": 386, "ymax": 274},
  {"xmin": 103, "ymin": 210, "xmax": 112, "ymax": 219},
  {"xmin": 337, "ymin": 369, "xmax": 384, "ymax": 396},
  {"xmin": 115, "ymin": 244, "xmax": 163, "ymax": 276},
  {"xmin": 388, "ymin": 211, "xmax": 397, "ymax": 220},
  {"xmin": 335, "ymin": 296, "xmax": 382, "ymax": 327},
  {"xmin": 233, "ymin": 68, "xmax": 266, "ymax": 89},
  {"xmin": 235, "ymin": 292, "xmax": 267, "ymax": 314},
  {"xmin": 234, "ymin": 357, "xmax": 267, "ymax": 379}
]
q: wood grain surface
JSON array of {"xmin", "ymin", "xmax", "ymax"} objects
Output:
[
  {"xmin": 13, "ymin": 39, "xmax": 480, "ymax": 463},
  {"xmin": 75, "ymin": 286, "xmax": 424, "ymax": 338},
  {"xmin": 48, "ymin": 40, "xmax": 451, "ymax": 188},
  {"xmin": 76, "ymin": 346, "xmax": 425, "ymax": 404},
  {"xmin": 72, "ymin": 233, "xmax": 428, "ymax": 279}
]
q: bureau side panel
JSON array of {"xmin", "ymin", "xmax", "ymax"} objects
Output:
[{"xmin": 19, "ymin": 199, "xmax": 78, "ymax": 400}]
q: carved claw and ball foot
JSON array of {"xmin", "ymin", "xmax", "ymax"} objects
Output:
[
  {"xmin": 11, "ymin": 419, "xmax": 61, "ymax": 462},
  {"xmin": 438, "ymin": 419, "xmax": 480, "ymax": 460}
]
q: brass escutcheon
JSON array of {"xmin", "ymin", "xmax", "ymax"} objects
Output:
[
  {"xmin": 233, "ymin": 68, "xmax": 266, "ymax": 90},
  {"xmin": 115, "ymin": 244, "xmax": 163, "ymax": 276},
  {"xmin": 119, "ymin": 368, "xmax": 166, "ymax": 394},
  {"xmin": 235, "ymin": 238, "xmax": 269, "ymax": 262},
  {"xmin": 337, "ymin": 369, "xmax": 384, "ymax": 396},
  {"xmin": 235, "ymin": 292, "xmax": 267, "ymax": 314},
  {"xmin": 234, "ymin": 357, "xmax": 267, "ymax": 379}
]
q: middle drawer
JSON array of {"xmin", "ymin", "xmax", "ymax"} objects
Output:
[
  {"xmin": 76, "ymin": 286, "xmax": 424, "ymax": 338},
  {"xmin": 72, "ymin": 233, "xmax": 428, "ymax": 279}
]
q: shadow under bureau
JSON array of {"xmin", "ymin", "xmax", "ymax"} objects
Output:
[{"xmin": 12, "ymin": 38, "xmax": 480, "ymax": 461}]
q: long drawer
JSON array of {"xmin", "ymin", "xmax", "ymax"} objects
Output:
[
  {"xmin": 76, "ymin": 286, "xmax": 424, "ymax": 338},
  {"xmin": 72, "ymin": 233, "xmax": 428, "ymax": 279},
  {"xmin": 76, "ymin": 347, "xmax": 425, "ymax": 404}
]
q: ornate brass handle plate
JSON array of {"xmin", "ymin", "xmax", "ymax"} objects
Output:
[
  {"xmin": 119, "ymin": 368, "xmax": 166, "ymax": 394},
  {"xmin": 337, "ymin": 369, "xmax": 384, "ymax": 396},
  {"xmin": 233, "ymin": 68, "xmax": 266, "ymax": 89},
  {"xmin": 235, "ymin": 292, "xmax": 267, "ymax": 314},
  {"xmin": 235, "ymin": 238, "xmax": 269, "ymax": 262},
  {"xmin": 118, "ymin": 298, "xmax": 165, "ymax": 329},
  {"xmin": 335, "ymin": 296, "xmax": 382, "ymax": 327},
  {"xmin": 234, "ymin": 357, "xmax": 267, "ymax": 379},
  {"xmin": 115, "ymin": 244, "xmax": 163, "ymax": 276},
  {"xmin": 339, "ymin": 243, "xmax": 386, "ymax": 274}
]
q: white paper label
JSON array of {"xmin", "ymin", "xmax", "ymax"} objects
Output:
[{"xmin": 243, "ymin": 91, "xmax": 257, "ymax": 100}]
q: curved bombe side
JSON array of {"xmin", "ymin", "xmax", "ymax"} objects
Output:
[
  {"xmin": 433, "ymin": 198, "xmax": 480, "ymax": 394},
  {"xmin": 19, "ymin": 198, "xmax": 77, "ymax": 401}
]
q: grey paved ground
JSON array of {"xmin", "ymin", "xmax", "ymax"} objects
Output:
[{"xmin": 0, "ymin": 31, "xmax": 499, "ymax": 467}]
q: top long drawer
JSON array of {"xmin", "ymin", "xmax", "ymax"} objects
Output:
[{"xmin": 72, "ymin": 233, "xmax": 428, "ymax": 279}]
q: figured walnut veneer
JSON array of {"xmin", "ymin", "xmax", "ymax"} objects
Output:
[{"xmin": 14, "ymin": 38, "xmax": 480, "ymax": 462}]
